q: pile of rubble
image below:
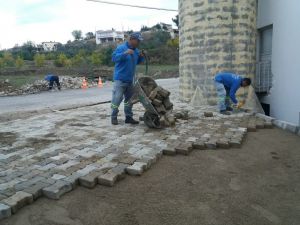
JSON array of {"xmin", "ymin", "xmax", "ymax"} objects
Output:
[
  {"xmin": 0, "ymin": 76, "xmax": 98, "ymax": 96},
  {"xmin": 0, "ymin": 80, "xmax": 14, "ymax": 96}
]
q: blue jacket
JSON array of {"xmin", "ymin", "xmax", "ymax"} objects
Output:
[
  {"xmin": 215, "ymin": 73, "xmax": 242, "ymax": 104},
  {"xmin": 112, "ymin": 42, "xmax": 144, "ymax": 83},
  {"xmin": 45, "ymin": 74, "xmax": 57, "ymax": 81}
]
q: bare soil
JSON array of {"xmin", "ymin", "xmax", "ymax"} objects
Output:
[{"xmin": 2, "ymin": 128, "xmax": 300, "ymax": 225}]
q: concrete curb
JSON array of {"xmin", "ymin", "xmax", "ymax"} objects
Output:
[{"xmin": 256, "ymin": 113, "xmax": 300, "ymax": 136}]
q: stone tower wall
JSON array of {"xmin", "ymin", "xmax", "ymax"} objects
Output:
[{"xmin": 179, "ymin": 0, "xmax": 257, "ymax": 104}]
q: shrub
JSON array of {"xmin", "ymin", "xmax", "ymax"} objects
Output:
[
  {"xmin": 15, "ymin": 56, "xmax": 25, "ymax": 68},
  {"xmin": 34, "ymin": 54, "xmax": 46, "ymax": 67},
  {"xmin": 54, "ymin": 53, "xmax": 71, "ymax": 67}
]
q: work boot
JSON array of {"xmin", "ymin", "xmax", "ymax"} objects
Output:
[
  {"xmin": 125, "ymin": 117, "xmax": 139, "ymax": 125},
  {"xmin": 220, "ymin": 110, "xmax": 231, "ymax": 115},
  {"xmin": 111, "ymin": 117, "xmax": 118, "ymax": 125},
  {"xmin": 226, "ymin": 106, "xmax": 233, "ymax": 111}
]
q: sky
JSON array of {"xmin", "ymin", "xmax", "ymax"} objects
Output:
[{"xmin": 0, "ymin": 0, "xmax": 178, "ymax": 50}]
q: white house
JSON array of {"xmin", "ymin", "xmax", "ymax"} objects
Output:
[
  {"xmin": 42, "ymin": 42, "xmax": 60, "ymax": 52},
  {"xmin": 95, "ymin": 30, "xmax": 125, "ymax": 45},
  {"xmin": 256, "ymin": 0, "xmax": 300, "ymax": 126}
]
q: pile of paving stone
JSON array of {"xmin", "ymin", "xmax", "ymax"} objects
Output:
[
  {"xmin": 148, "ymin": 86, "xmax": 176, "ymax": 126},
  {"xmin": 0, "ymin": 76, "xmax": 98, "ymax": 96},
  {"xmin": 136, "ymin": 77, "xmax": 176, "ymax": 127}
]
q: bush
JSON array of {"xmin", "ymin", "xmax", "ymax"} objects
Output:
[
  {"xmin": 34, "ymin": 54, "xmax": 45, "ymax": 67},
  {"xmin": 167, "ymin": 37, "xmax": 179, "ymax": 48},
  {"xmin": 71, "ymin": 54, "xmax": 85, "ymax": 67},
  {"xmin": 100, "ymin": 47, "xmax": 114, "ymax": 67},
  {"xmin": 15, "ymin": 56, "xmax": 25, "ymax": 68},
  {"xmin": 54, "ymin": 53, "xmax": 71, "ymax": 67},
  {"xmin": 90, "ymin": 52, "xmax": 104, "ymax": 66},
  {"xmin": 2, "ymin": 52, "xmax": 15, "ymax": 67},
  {"xmin": 0, "ymin": 58, "xmax": 4, "ymax": 69}
]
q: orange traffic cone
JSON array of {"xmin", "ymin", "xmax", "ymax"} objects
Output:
[
  {"xmin": 98, "ymin": 77, "xmax": 103, "ymax": 88},
  {"xmin": 81, "ymin": 77, "xmax": 88, "ymax": 89}
]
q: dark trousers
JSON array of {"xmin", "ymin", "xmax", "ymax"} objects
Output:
[{"xmin": 49, "ymin": 76, "xmax": 61, "ymax": 90}]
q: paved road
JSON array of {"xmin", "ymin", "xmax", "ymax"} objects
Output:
[{"xmin": 0, "ymin": 78, "xmax": 179, "ymax": 115}]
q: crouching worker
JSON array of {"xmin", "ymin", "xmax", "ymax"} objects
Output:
[
  {"xmin": 45, "ymin": 74, "xmax": 61, "ymax": 91},
  {"xmin": 111, "ymin": 32, "xmax": 145, "ymax": 125},
  {"xmin": 214, "ymin": 72, "xmax": 251, "ymax": 115}
]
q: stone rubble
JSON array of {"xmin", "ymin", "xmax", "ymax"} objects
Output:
[{"xmin": 0, "ymin": 76, "xmax": 98, "ymax": 96}]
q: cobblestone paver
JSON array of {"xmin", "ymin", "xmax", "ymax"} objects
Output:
[{"xmin": 0, "ymin": 86, "xmax": 272, "ymax": 218}]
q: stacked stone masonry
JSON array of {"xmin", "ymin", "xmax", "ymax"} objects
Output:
[{"xmin": 179, "ymin": 0, "xmax": 257, "ymax": 103}]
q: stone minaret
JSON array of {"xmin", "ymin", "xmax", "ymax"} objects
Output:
[{"xmin": 179, "ymin": 0, "xmax": 257, "ymax": 104}]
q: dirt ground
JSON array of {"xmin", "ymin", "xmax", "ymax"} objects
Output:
[{"xmin": 2, "ymin": 128, "xmax": 300, "ymax": 225}]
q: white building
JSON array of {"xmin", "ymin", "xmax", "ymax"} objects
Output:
[
  {"xmin": 42, "ymin": 42, "xmax": 59, "ymax": 52},
  {"xmin": 256, "ymin": 0, "xmax": 300, "ymax": 126},
  {"xmin": 95, "ymin": 30, "xmax": 125, "ymax": 45}
]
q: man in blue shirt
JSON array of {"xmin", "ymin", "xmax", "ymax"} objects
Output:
[
  {"xmin": 45, "ymin": 74, "xmax": 61, "ymax": 91},
  {"xmin": 111, "ymin": 32, "xmax": 145, "ymax": 125},
  {"xmin": 214, "ymin": 72, "xmax": 251, "ymax": 115}
]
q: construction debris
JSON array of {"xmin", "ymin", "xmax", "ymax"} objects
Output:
[{"xmin": 0, "ymin": 76, "xmax": 98, "ymax": 96}]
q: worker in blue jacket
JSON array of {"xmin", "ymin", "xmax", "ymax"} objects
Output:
[
  {"xmin": 214, "ymin": 72, "xmax": 251, "ymax": 115},
  {"xmin": 111, "ymin": 32, "xmax": 145, "ymax": 125},
  {"xmin": 45, "ymin": 74, "xmax": 61, "ymax": 91}
]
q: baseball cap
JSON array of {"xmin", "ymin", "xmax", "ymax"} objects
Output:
[{"xmin": 130, "ymin": 32, "xmax": 143, "ymax": 41}]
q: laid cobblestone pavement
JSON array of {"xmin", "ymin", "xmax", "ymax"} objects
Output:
[{"xmin": 0, "ymin": 85, "xmax": 272, "ymax": 219}]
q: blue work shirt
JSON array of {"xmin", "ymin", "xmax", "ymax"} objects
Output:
[
  {"xmin": 45, "ymin": 74, "xmax": 57, "ymax": 81},
  {"xmin": 215, "ymin": 73, "xmax": 242, "ymax": 104},
  {"xmin": 112, "ymin": 42, "xmax": 144, "ymax": 83}
]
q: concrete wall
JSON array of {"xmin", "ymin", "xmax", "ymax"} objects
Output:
[
  {"xmin": 179, "ymin": 0, "xmax": 257, "ymax": 104},
  {"xmin": 257, "ymin": 0, "xmax": 300, "ymax": 125}
]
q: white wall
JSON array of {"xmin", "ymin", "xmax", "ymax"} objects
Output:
[{"xmin": 257, "ymin": 0, "xmax": 300, "ymax": 125}]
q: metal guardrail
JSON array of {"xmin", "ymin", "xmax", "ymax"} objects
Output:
[{"xmin": 255, "ymin": 61, "xmax": 272, "ymax": 93}]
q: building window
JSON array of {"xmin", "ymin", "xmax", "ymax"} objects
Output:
[{"xmin": 256, "ymin": 25, "xmax": 273, "ymax": 93}]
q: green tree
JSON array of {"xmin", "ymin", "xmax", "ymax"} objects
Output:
[
  {"xmin": 55, "ymin": 53, "xmax": 70, "ymax": 67},
  {"xmin": 153, "ymin": 23, "xmax": 162, "ymax": 30},
  {"xmin": 172, "ymin": 15, "xmax": 179, "ymax": 28},
  {"xmin": 34, "ymin": 53, "xmax": 45, "ymax": 67},
  {"xmin": 0, "ymin": 58, "xmax": 4, "ymax": 69},
  {"xmin": 90, "ymin": 52, "xmax": 103, "ymax": 66},
  {"xmin": 71, "ymin": 54, "xmax": 85, "ymax": 66},
  {"xmin": 141, "ymin": 25, "xmax": 150, "ymax": 32},
  {"xmin": 101, "ymin": 47, "xmax": 114, "ymax": 66},
  {"xmin": 85, "ymin": 32, "xmax": 95, "ymax": 40},
  {"xmin": 15, "ymin": 56, "xmax": 24, "ymax": 68},
  {"xmin": 72, "ymin": 30, "xmax": 82, "ymax": 40},
  {"xmin": 167, "ymin": 37, "xmax": 179, "ymax": 48},
  {"xmin": 20, "ymin": 41, "xmax": 36, "ymax": 60},
  {"xmin": 2, "ymin": 52, "xmax": 15, "ymax": 67}
]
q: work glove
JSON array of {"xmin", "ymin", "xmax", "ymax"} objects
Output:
[{"xmin": 237, "ymin": 100, "xmax": 245, "ymax": 109}]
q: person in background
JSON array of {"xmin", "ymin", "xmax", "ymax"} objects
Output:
[
  {"xmin": 45, "ymin": 74, "xmax": 61, "ymax": 91},
  {"xmin": 214, "ymin": 72, "xmax": 251, "ymax": 115},
  {"xmin": 110, "ymin": 32, "xmax": 145, "ymax": 125}
]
